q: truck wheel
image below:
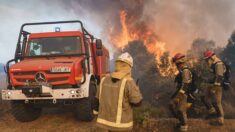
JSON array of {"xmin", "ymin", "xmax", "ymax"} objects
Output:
[
  {"xmin": 11, "ymin": 101, "xmax": 42, "ymax": 122},
  {"xmin": 74, "ymin": 80, "xmax": 96, "ymax": 121}
]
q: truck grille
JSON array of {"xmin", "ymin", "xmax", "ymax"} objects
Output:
[
  {"xmin": 13, "ymin": 71, "xmax": 71, "ymax": 86},
  {"xmin": 48, "ymin": 77, "xmax": 69, "ymax": 82},
  {"xmin": 13, "ymin": 71, "xmax": 36, "ymax": 76},
  {"xmin": 16, "ymin": 77, "xmax": 69, "ymax": 83}
]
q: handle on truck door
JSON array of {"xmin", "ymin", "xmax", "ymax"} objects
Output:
[{"xmin": 80, "ymin": 58, "xmax": 87, "ymax": 85}]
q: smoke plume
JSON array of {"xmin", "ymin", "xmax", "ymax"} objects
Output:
[{"xmin": 61, "ymin": 0, "xmax": 235, "ymax": 53}]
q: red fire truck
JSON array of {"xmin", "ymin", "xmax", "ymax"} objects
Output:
[{"xmin": 1, "ymin": 20, "xmax": 110, "ymax": 122}]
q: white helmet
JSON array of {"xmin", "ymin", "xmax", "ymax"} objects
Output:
[{"xmin": 116, "ymin": 52, "xmax": 133, "ymax": 67}]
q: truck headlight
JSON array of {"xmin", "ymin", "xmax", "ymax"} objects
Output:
[
  {"xmin": 7, "ymin": 91, "xmax": 12, "ymax": 95},
  {"xmin": 50, "ymin": 66, "xmax": 71, "ymax": 73},
  {"xmin": 70, "ymin": 90, "xmax": 75, "ymax": 94}
]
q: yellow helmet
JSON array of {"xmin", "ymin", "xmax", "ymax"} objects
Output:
[{"xmin": 116, "ymin": 52, "xmax": 133, "ymax": 67}]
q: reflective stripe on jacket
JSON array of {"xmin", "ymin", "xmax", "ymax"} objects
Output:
[{"xmin": 96, "ymin": 75, "xmax": 142, "ymax": 131}]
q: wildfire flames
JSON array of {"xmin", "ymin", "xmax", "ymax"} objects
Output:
[{"xmin": 109, "ymin": 10, "xmax": 176, "ymax": 76}]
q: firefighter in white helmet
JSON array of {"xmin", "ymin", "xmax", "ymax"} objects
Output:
[{"xmin": 95, "ymin": 52, "xmax": 143, "ymax": 132}]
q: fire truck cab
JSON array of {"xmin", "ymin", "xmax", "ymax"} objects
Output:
[{"xmin": 1, "ymin": 20, "xmax": 110, "ymax": 122}]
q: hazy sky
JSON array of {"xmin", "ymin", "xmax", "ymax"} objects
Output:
[{"xmin": 0, "ymin": 0, "xmax": 105, "ymax": 63}]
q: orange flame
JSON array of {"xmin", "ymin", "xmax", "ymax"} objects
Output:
[
  {"xmin": 109, "ymin": 10, "xmax": 176, "ymax": 76},
  {"xmin": 110, "ymin": 11, "xmax": 131, "ymax": 49}
]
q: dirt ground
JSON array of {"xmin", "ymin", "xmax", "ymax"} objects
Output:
[
  {"xmin": 0, "ymin": 107, "xmax": 96, "ymax": 132},
  {"xmin": 136, "ymin": 118, "xmax": 235, "ymax": 132},
  {"xmin": 0, "ymin": 107, "xmax": 235, "ymax": 132}
]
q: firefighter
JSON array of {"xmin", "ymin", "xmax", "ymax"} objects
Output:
[
  {"xmin": 169, "ymin": 53, "xmax": 193, "ymax": 132},
  {"xmin": 203, "ymin": 50, "xmax": 225, "ymax": 125},
  {"xmin": 95, "ymin": 52, "xmax": 143, "ymax": 132},
  {"xmin": 30, "ymin": 44, "xmax": 40, "ymax": 56}
]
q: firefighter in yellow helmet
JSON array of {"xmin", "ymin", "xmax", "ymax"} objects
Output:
[
  {"xmin": 95, "ymin": 52, "xmax": 143, "ymax": 132},
  {"xmin": 169, "ymin": 53, "xmax": 193, "ymax": 132},
  {"xmin": 203, "ymin": 50, "xmax": 225, "ymax": 125}
]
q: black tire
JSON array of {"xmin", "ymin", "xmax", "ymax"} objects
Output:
[
  {"xmin": 11, "ymin": 101, "xmax": 42, "ymax": 122},
  {"xmin": 74, "ymin": 80, "xmax": 97, "ymax": 121}
]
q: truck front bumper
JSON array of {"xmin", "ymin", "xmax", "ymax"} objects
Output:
[{"xmin": 1, "ymin": 86, "xmax": 87, "ymax": 101}]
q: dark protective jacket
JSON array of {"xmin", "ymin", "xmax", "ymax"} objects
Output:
[{"xmin": 174, "ymin": 66, "xmax": 193, "ymax": 95}]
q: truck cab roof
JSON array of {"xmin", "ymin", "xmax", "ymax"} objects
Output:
[{"xmin": 29, "ymin": 31, "xmax": 83, "ymax": 39}]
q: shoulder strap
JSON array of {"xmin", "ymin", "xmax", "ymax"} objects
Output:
[
  {"xmin": 214, "ymin": 61, "xmax": 223, "ymax": 65},
  {"xmin": 180, "ymin": 66, "xmax": 189, "ymax": 72}
]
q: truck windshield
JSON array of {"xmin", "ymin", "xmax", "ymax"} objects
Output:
[{"xmin": 27, "ymin": 36, "xmax": 82, "ymax": 56}]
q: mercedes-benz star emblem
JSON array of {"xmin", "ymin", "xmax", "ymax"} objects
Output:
[{"xmin": 35, "ymin": 72, "xmax": 46, "ymax": 82}]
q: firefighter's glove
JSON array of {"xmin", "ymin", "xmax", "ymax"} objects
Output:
[
  {"xmin": 179, "ymin": 89, "xmax": 185, "ymax": 94},
  {"xmin": 214, "ymin": 75, "xmax": 223, "ymax": 86},
  {"xmin": 214, "ymin": 82, "xmax": 221, "ymax": 86}
]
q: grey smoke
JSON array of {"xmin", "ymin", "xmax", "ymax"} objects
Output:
[
  {"xmin": 68, "ymin": 0, "xmax": 235, "ymax": 54},
  {"xmin": 0, "ymin": 0, "xmax": 110, "ymax": 62}
]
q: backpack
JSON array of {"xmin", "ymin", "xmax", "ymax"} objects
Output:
[
  {"xmin": 190, "ymin": 69, "xmax": 200, "ymax": 93},
  {"xmin": 213, "ymin": 61, "xmax": 232, "ymax": 90},
  {"xmin": 222, "ymin": 62, "xmax": 232, "ymax": 90},
  {"xmin": 175, "ymin": 68, "xmax": 199, "ymax": 94}
]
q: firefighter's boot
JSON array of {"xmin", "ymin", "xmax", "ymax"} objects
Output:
[
  {"xmin": 180, "ymin": 125, "xmax": 188, "ymax": 132},
  {"xmin": 178, "ymin": 112, "xmax": 188, "ymax": 131},
  {"xmin": 217, "ymin": 117, "xmax": 224, "ymax": 125},
  {"xmin": 205, "ymin": 107, "xmax": 216, "ymax": 119},
  {"xmin": 210, "ymin": 117, "xmax": 224, "ymax": 126}
]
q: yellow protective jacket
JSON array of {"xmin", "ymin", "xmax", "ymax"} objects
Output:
[{"xmin": 96, "ymin": 74, "xmax": 143, "ymax": 131}]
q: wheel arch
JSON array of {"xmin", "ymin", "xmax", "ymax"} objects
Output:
[{"xmin": 80, "ymin": 74, "xmax": 97, "ymax": 97}]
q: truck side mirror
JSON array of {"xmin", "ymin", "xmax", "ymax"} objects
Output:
[
  {"xmin": 15, "ymin": 44, "xmax": 22, "ymax": 59},
  {"xmin": 96, "ymin": 50, "xmax": 103, "ymax": 56},
  {"xmin": 96, "ymin": 39, "xmax": 103, "ymax": 49}
]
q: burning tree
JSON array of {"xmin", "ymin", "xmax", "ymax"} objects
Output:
[
  {"xmin": 120, "ymin": 41, "xmax": 174, "ymax": 109},
  {"xmin": 109, "ymin": 10, "xmax": 176, "ymax": 77}
]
